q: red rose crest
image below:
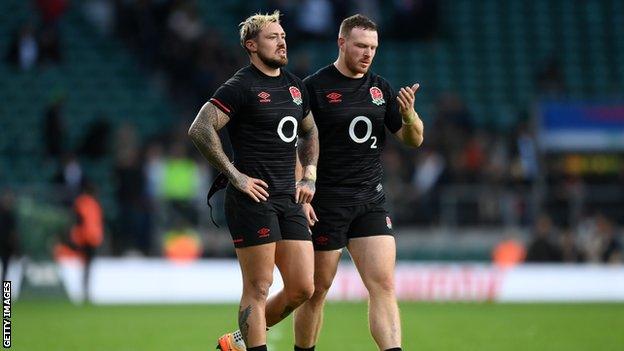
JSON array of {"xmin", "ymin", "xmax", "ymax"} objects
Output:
[
  {"xmin": 370, "ymin": 87, "xmax": 385, "ymax": 106},
  {"xmin": 289, "ymin": 86, "xmax": 303, "ymax": 105}
]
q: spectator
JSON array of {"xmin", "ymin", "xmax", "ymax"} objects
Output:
[
  {"xmin": 53, "ymin": 153, "xmax": 83, "ymax": 204},
  {"xmin": 43, "ymin": 95, "xmax": 66, "ymax": 161},
  {"xmin": 526, "ymin": 214, "xmax": 561, "ymax": 262},
  {"xmin": 0, "ymin": 190, "xmax": 18, "ymax": 283},
  {"xmin": 5, "ymin": 23, "xmax": 39, "ymax": 71},
  {"xmin": 594, "ymin": 214, "xmax": 623, "ymax": 264},
  {"xmin": 78, "ymin": 117, "xmax": 112, "ymax": 159},
  {"xmin": 160, "ymin": 141, "xmax": 202, "ymax": 227},
  {"xmin": 38, "ymin": 24, "xmax": 63, "ymax": 65},
  {"xmin": 492, "ymin": 231, "xmax": 526, "ymax": 268},
  {"xmin": 296, "ymin": 0, "xmax": 334, "ymax": 39},
  {"xmin": 70, "ymin": 180, "xmax": 104, "ymax": 303},
  {"xmin": 559, "ymin": 227, "xmax": 585, "ymax": 263}
]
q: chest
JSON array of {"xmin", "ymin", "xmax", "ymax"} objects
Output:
[
  {"xmin": 241, "ymin": 84, "xmax": 305, "ymax": 124},
  {"xmin": 312, "ymin": 85, "xmax": 387, "ymax": 129}
]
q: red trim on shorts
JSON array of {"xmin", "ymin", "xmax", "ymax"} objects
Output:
[{"xmin": 210, "ymin": 98, "xmax": 231, "ymax": 114}]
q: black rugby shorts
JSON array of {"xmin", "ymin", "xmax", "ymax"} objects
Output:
[
  {"xmin": 224, "ymin": 187, "xmax": 311, "ymax": 248},
  {"xmin": 310, "ymin": 198, "xmax": 394, "ymax": 251}
]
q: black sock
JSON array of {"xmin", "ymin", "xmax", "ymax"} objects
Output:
[
  {"xmin": 248, "ymin": 346, "xmax": 268, "ymax": 351},
  {"xmin": 294, "ymin": 346, "xmax": 315, "ymax": 351},
  {"xmin": 384, "ymin": 348, "xmax": 402, "ymax": 351}
]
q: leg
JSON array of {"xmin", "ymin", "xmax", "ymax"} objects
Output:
[
  {"xmin": 348, "ymin": 236, "xmax": 401, "ymax": 350},
  {"xmin": 1, "ymin": 251, "xmax": 9, "ymax": 283},
  {"xmin": 82, "ymin": 245, "xmax": 95, "ymax": 303},
  {"xmin": 236, "ymin": 243, "xmax": 276, "ymax": 348},
  {"xmin": 266, "ymin": 240, "xmax": 315, "ymax": 327},
  {"xmin": 293, "ymin": 250, "xmax": 342, "ymax": 348}
]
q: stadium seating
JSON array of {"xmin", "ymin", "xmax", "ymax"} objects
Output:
[{"xmin": 1, "ymin": 1, "xmax": 174, "ymax": 216}]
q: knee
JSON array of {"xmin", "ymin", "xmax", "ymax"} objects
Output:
[
  {"xmin": 366, "ymin": 275, "xmax": 395, "ymax": 296},
  {"xmin": 244, "ymin": 278, "xmax": 273, "ymax": 301},
  {"xmin": 286, "ymin": 282, "xmax": 315, "ymax": 305},
  {"xmin": 311, "ymin": 278, "xmax": 333, "ymax": 300}
]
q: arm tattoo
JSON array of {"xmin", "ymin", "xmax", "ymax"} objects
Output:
[
  {"xmin": 297, "ymin": 115, "xmax": 319, "ymax": 170},
  {"xmin": 238, "ymin": 305, "xmax": 252, "ymax": 344},
  {"xmin": 188, "ymin": 102, "xmax": 240, "ymax": 180}
]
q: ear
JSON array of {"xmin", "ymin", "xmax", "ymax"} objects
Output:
[
  {"xmin": 245, "ymin": 39, "xmax": 257, "ymax": 53},
  {"xmin": 337, "ymin": 37, "xmax": 345, "ymax": 51}
]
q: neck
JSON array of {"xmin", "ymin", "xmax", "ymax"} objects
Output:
[
  {"xmin": 333, "ymin": 56, "xmax": 364, "ymax": 79},
  {"xmin": 250, "ymin": 56, "xmax": 280, "ymax": 77}
]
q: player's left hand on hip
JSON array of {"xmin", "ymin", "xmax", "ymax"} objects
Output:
[
  {"xmin": 397, "ymin": 83, "xmax": 420, "ymax": 115},
  {"xmin": 295, "ymin": 179, "xmax": 316, "ymax": 203}
]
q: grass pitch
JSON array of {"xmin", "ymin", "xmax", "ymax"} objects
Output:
[{"xmin": 13, "ymin": 300, "xmax": 624, "ymax": 350}]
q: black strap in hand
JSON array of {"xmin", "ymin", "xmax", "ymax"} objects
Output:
[{"xmin": 206, "ymin": 172, "xmax": 229, "ymax": 227}]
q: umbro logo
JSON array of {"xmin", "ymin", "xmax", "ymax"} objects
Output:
[
  {"xmin": 258, "ymin": 91, "xmax": 271, "ymax": 103},
  {"xmin": 326, "ymin": 92, "xmax": 342, "ymax": 103},
  {"xmin": 315, "ymin": 235, "xmax": 329, "ymax": 245},
  {"xmin": 258, "ymin": 227, "xmax": 271, "ymax": 238}
]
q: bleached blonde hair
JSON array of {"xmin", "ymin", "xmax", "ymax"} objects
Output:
[{"xmin": 239, "ymin": 10, "xmax": 281, "ymax": 54}]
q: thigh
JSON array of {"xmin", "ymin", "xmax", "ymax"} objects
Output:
[
  {"xmin": 236, "ymin": 242, "xmax": 277, "ymax": 285},
  {"xmin": 312, "ymin": 250, "xmax": 343, "ymax": 291},
  {"xmin": 347, "ymin": 236, "xmax": 396, "ymax": 289},
  {"xmin": 347, "ymin": 201, "xmax": 394, "ymax": 239},
  {"xmin": 277, "ymin": 195, "xmax": 312, "ymax": 242},
  {"xmin": 275, "ymin": 240, "xmax": 314, "ymax": 288},
  {"xmin": 225, "ymin": 188, "xmax": 281, "ymax": 248},
  {"xmin": 309, "ymin": 202, "xmax": 352, "ymax": 251}
]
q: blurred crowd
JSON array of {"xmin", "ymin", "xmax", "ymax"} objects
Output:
[
  {"xmin": 78, "ymin": 0, "xmax": 440, "ymax": 115},
  {"xmin": 5, "ymin": 0, "xmax": 65, "ymax": 71}
]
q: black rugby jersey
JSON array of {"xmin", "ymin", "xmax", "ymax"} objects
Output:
[
  {"xmin": 210, "ymin": 64, "xmax": 310, "ymax": 195},
  {"xmin": 304, "ymin": 64, "xmax": 402, "ymax": 205}
]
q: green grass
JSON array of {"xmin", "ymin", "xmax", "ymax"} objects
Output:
[{"xmin": 13, "ymin": 300, "xmax": 624, "ymax": 350}]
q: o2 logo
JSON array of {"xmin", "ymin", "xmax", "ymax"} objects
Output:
[
  {"xmin": 277, "ymin": 116, "xmax": 298, "ymax": 143},
  {"xmin": 348, "ymin": 116, "xmax": 377, "ymax": 149}
]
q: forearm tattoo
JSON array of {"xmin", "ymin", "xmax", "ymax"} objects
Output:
[{"xmin": 297, "ymin": 123, "xmax": 319, "ymax": 171}]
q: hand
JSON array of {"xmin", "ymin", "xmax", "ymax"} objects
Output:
[
  {"xmin": 302, "ymin": 203, "xmax": 318, "ymax": 226},
  {"xmin": 230, "ymin": 171, "xmax": 269, "ymax": 202},
  {"xmin": 295, "ymin": 179, "xmax": 315, "ymax": 203},
  {"xmin": 397, "ymin": 83, "xmax": 420, "ymax": 118}
]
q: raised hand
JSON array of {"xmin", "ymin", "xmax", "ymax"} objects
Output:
[{"xmin": 397, "ymin": 83, "xmax": 420, "ymax": 117}]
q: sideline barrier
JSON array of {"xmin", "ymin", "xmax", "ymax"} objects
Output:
[{"xmin": 47, "ymin": 259, "xmax": 624, "ymax": 304}]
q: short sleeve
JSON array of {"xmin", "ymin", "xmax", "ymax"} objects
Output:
[
  {"xmin": 383, "ymin": 82, "xmax": 402, "ymax": 134},
  {"xmin": 209, "ymin": 77, "xmax": 246, "ymax": 119},
  {"xmin": 301, "ymin": 80, "xmax": 311, "ymax": 117}
]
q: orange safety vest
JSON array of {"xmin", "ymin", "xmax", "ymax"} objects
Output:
[{"xmin": 70, "ymin": 194, "xmax": 103, "ymax": 247}]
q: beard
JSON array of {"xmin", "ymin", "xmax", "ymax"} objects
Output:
[
  {"xmin": 258, "ymin": 49, "xmax": 288, "ymax": 69},
  {"xmin": 345, "ymin": 54, "xmax": 370, "ymax": 75}
]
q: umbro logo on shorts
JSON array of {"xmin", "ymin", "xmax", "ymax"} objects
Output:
[
  {"xmin": 257, "ymin": 227, "xmax": 271, "ymax": 238},
  {"xmin": 315, "ymin": 235, "xmax": 329, "ymax": 245}
]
